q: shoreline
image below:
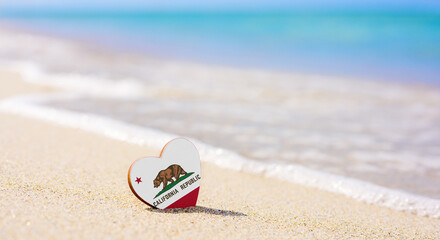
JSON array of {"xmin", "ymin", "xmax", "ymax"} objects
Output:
[
  {"xmin": 0, "ymin": 68, "xmax": 440, "ymax": 238},
  {"xmin": 1, "ymin": 23, "xmax": 440, "ymax": 216},
  {"xmin": 2, "ymin": 90, "xmax": 440, "ymax": 219}
]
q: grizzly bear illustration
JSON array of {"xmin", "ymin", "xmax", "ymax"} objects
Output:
[{"xmin": 153, "ymin": 164, "xmax": 187, "ymax": 191}]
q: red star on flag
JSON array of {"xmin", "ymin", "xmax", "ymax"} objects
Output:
[{"xmin": 135, "ymin": 177, "xmax": 142, "ymax": 184}]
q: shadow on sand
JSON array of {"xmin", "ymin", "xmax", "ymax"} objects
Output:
[{"xmin": 147, "ymin": 206, "xmax": 247, "ymax": 217}]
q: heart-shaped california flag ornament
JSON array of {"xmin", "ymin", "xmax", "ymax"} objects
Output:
[{"xmin": 128, "ymin": 138, "xmax": 201, "ymax": 209}]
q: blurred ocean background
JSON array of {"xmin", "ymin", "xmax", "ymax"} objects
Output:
[
  {"xmin": 1, "ymin": 3, "xmax": 440, "ymax": 206},
  {"xmin": 1, "ymin": 9, "xmax": 440, "ymax": 83}
]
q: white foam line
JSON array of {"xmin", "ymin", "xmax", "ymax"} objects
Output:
[
  {"xmin": 1, "ymin": 94, "xmax": 440, "ymax": 219},
  {"xmin": 0, "ymin": 60, "xmax": 147, "ymax": 98}
]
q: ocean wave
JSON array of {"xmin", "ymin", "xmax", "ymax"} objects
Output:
[{"xmin": 0, "ymin": 60, "xmax": 147, "ymax": 98}]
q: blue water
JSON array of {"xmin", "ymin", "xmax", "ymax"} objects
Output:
[{"xmin": 1, "ymin": 9, "xmax": 440, "ymax": 83}]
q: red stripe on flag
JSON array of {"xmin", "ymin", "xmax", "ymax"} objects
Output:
[{"xmin": 165, "ymin": 187, "xmax": 199, "ymax": 209}]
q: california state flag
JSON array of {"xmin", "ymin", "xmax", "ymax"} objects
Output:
[{"xmin": 128, "ymin": 138, "xmax": 201, "ymax": 209}]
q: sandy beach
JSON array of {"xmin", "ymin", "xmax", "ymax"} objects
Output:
[{"xmin": 1, "ymin": 69, "xmax": 440, "ymax": 239}]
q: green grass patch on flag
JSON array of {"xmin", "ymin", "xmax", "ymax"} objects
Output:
[{"xmin": 154, "ymin": 172, "xmax": 194, "ymax": 199}]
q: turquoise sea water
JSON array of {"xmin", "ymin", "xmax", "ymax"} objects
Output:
[{"xmin": 1, "ymin": 9, "xmax": 440, "ymax": 84}]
